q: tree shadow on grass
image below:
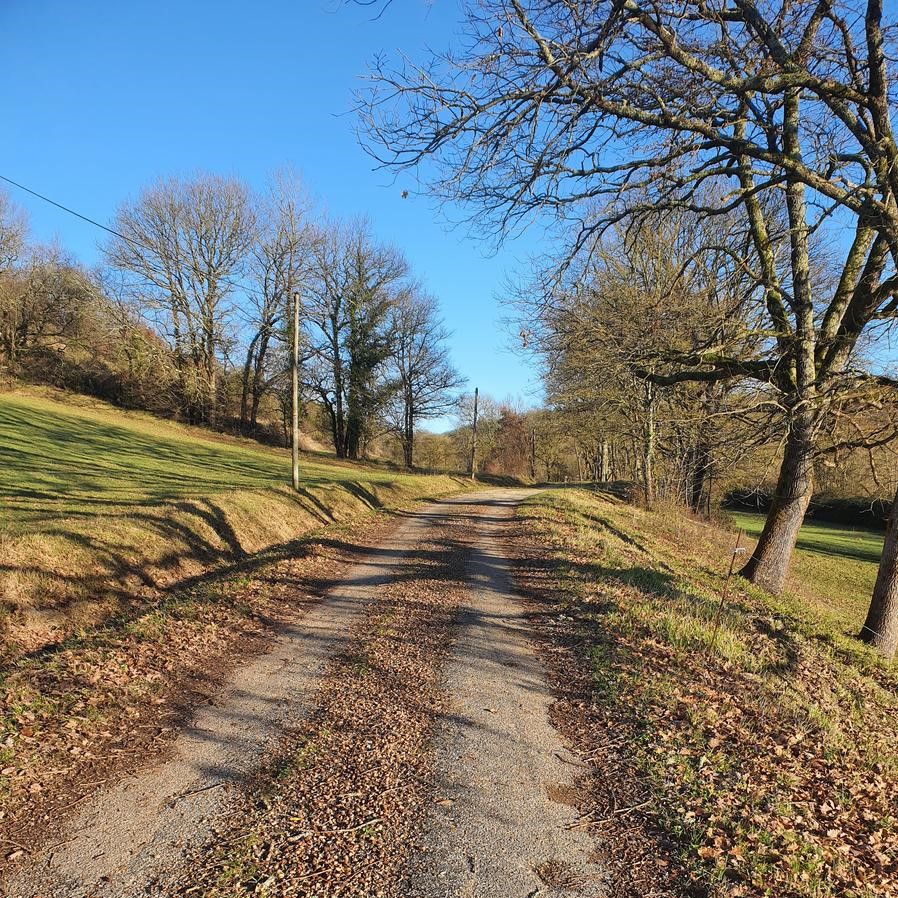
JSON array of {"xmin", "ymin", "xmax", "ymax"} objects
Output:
[
  {"xmin": 793, "ymin": 533, "xmax": 883, "ymax": 565},
  {"xmin": 342, "ymin": 481, "xmax": 384, "ymax": 510},
  {"xmin": 513, "ymin": 526, "xmax": 806, "ymax": 679},
  {"xmin": 0, "ymin": 499, "xmax": 474, "ymax": 672},
  {"xmin": 0, "ymin": 400, "xmax": 394, "ymax": 532}
]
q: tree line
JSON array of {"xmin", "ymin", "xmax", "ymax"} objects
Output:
[
  {"xmin": 360, "ymin": 0, "xmax": 898, "ymax": 659},
  {"xmin": 0, "ymin": 173, "xmax": 463, "ymax": 466}
]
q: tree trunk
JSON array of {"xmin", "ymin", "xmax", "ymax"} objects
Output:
[
  {"xmin": 291, "ymin": 291, "xmax": 300, "ymax": 491},
  {"xmin": 345, "ymin": 403, "xmax": 362, "ymax": 460},
  {"xmin": 402, "ymin": 391, "xmax": 415, "ymax": 467},
  {"xmin": 202, "ymin": 320, "xmax": 218, "ymax": 425},
  {"xmin": 528, "ymin": 429, "xmax": 536, "ymax": 481},
  {"xmin": 686, "ymin": 437, "xmax": 711, "ymax": 514},
  {"xmin": 600, "ymin": 438, "xmax": 610, "ymax": 482},
  {"xmin": 860, "ymin": 485, "xmax": 898, "ymax": 660},
  {"xmin": 250, "ymin": 329, "xmax": 272, "ymax": 429},
  {"xmin": 250, "ymin": 389, "xmax": 263, "ymax": 430},
  {"xmin": 740, "ymin": 412, "xmax": 815, "ymax": 593},
  {"xmin": 323, "ymin": 397, "xmax": 344, "ymax": 459},
  {"xmin": 334, "ymin": 399, "xmax": 346, "ymax": 459},
  {"xmin": 240, "ymin": 334, "xmax": 259, "ymax": 431}
]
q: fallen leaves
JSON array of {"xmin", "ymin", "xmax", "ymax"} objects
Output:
[
  {"xmin": 167, "ymin": 514, "xmax": 472, "ymax": 897},
  {"xmin": 0, "ymin": 517, "xmax": 407, "ymax": 872},
  {"xmin": 510, "ymin": 491, "xmax": 898, "ymax": 898}
]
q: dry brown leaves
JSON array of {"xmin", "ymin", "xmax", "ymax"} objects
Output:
[
  {"xmin": 166, "ymin": 515, "xmax": 471, "ymax": 898},
  {"xmin": 508, "ymin": 523, "xmax": 692, "ymax": 898},
  {"xmin": 507, "ymin": 499, "xmax": 898, "ymax": 898},
  {"xmin": 0, "ymin": 516, "xmax": 404, "ymax": 870}
]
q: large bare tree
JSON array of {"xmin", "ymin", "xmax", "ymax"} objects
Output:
[
  {"xmin": 0, "ymin": 246, "xmax": 99, "ymax": 371},
  {"xmin": 106, "ymin": 174, "xmax": 256, "ymax": 424},
  {"xmin": 303, "ymin": 219, "xmax": 408, "ymax": 458},
  {"xmin": 530, "ymin": 209, "xmax": 766, "ymax": 508},
  {"xmin": 361, "ymin": 0, "xmax": 898, "ymax": 598},
  {"xmin": 240, "ymin": 173, "xmax": 314, "ymax": 432},
  {"xmin": 386, "ymin": 289, "xmax": 465, "ymax": 466},
  {"xmin": 0, "ymin": 192, "xmax": 29, "ymax": 370},
  {"xmin": 0, "ymin": 191, "xmax": 26, "ymax": 274}
]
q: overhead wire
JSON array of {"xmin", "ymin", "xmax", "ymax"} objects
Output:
[
  {"xmin": 0, "ymin": 173, "xmax": 137, "ymax": 248},
  {"xmin": 0, "ymin": 172, "xmax": 256, "ymax": 295}
]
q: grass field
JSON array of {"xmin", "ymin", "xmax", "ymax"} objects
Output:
[
  {"xmin": 520, "ymin": 490, "xmax": 898, "ymax": 898},
  {"xmin": 0, "ymin": 388, "xmax": 470, "ymax": 656},
  {"xmin": 726, "ymin": 509, "xmax": 883, "ymax": 634}
]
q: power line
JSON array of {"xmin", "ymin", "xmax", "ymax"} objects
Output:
[
  {"xmin": 0, "ymin": 172, "xmax": 256, "ymax": 295},
  {"xmin": 0, "ymin": 172, "xmax": 135, "ymax": 247}
]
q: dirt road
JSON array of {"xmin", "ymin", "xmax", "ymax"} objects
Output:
[{"xmin": 7, "ymin": 489, "xmax": 603, "ymax": 898}]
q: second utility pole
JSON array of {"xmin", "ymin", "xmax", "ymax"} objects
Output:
[{"xmin": 469, "ymin": 387, "xmax": 478, "ymax": 480}]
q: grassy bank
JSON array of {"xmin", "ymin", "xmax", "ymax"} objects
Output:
[
  {"xmin": 517, "ymin": 490, "xmax": 897, "ymax": 898},
  {"xmin": 0, "ymin": 388, "xmax": 471, "ymax": 658},
  {"xmin": 0, "ymin": 388, "xmax": 476, "ymax": 849}
]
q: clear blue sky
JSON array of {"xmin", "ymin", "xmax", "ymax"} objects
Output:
[{"xmin": 0, "ymin": 0, "xmax": 544, "ymax": 426}]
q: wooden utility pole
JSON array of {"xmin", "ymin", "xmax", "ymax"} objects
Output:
[
  {"xmin": 291, "ymin": 290, "xmax": 300, "ymax": 491},
  {"xmin": 469, "ymin": 387, "xmax": 478, "ymax": 480},
  {"xmin": 529, "ymin": 427, "xmax": 537, "ymax": 482}
]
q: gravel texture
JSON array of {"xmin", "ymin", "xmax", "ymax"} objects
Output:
[
  {"xmin": 405, "ymin": 491, "xmax": 606, "ymax": 898},
  {"xmin": 7, "ymin": 504, "xmax": 439, "ymax": 898},
  {"xmin": 8, "ymin": 489, "xmax": 609, "ymax": 898}
]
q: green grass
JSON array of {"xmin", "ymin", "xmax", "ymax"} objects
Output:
[
  {"xmin": 726, "ymin": 510, "xmax": 883, "ymax": 633},
  {"xmin": 0, "ymin": 387, "xmax": 471, "ymax": 655},
  {"xmin": 0, "ymin": 390, "xmax": 439, "ymax": 532}
]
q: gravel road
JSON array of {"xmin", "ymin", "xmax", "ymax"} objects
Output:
[
  {"xmin": 6, "ymin": 501, "xmax": 437, "ymax": 898},
  {"xmin": 7, "ymin": 489, "xmax": 605, "ymax": 898},
  {"xmin": 405, "ymin": 491, "xmax": 606, "ymax": 897}
]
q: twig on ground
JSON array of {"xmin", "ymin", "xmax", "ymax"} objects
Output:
[
  {"xmin": 566, "ymin": 797, "xmax": 653, "ymax": 829},
  {"xmin": 581, "ymin": 734, "xmax": 628, "ymax": 758},
  {"xmin": 287, "ymin": 816, "xmax": 382, "ymax": 841},
  {"xmin": 165, "ymin": 780, "xmax": 225, "ymax": 807},
  {"xmin": 554, "ymin": 751, "xmax": 591, "ymax": 768},
  {"xmin": 1, "ymin": 838, "xmax": 32, "ymax": 854}
]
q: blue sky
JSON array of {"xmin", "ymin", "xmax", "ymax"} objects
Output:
[{"xmin": 0, "ymin": 0, "xmax": 544, "ymax": 426}]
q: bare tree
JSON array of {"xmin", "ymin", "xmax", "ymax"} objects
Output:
[
  {"xmin": 0, "ymin": 192, "xmax": 29, "ymax": 370},
  {"xmin": 455, "ymin": 390, "xmax": 500, "ymax": 476},
  {"xmin": 106, "ymin": 174, "xmax": 256, "ymax": 424},
  {"xmin": 0, "ymin": 245, "xmax": 100, "ymax": 370},
  {"xmin": 361, "ymin": 0, "xmax": 898, "ymax": 597},
  {"xmin": 303, "ymin": 219, "xmax": 408, "ymax": 458},
  {"xmin": 528, "ymin": 209, "xmax": 764, "ymax": 508},
  {"xmin": 240, "ymin": 173, "xmax": 313, "ymax": 432},
  {"xmin": 386, "ymin": 290, "xmax": 465, "ymax": 466},
  {"xmin": 0, "ymin": 191, "xmax": 26, "ymax": 273}
]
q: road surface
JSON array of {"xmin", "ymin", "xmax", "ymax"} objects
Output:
[{"xmin": 7, "ymin": 489, "xmax": 604, "ymax": 898}]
